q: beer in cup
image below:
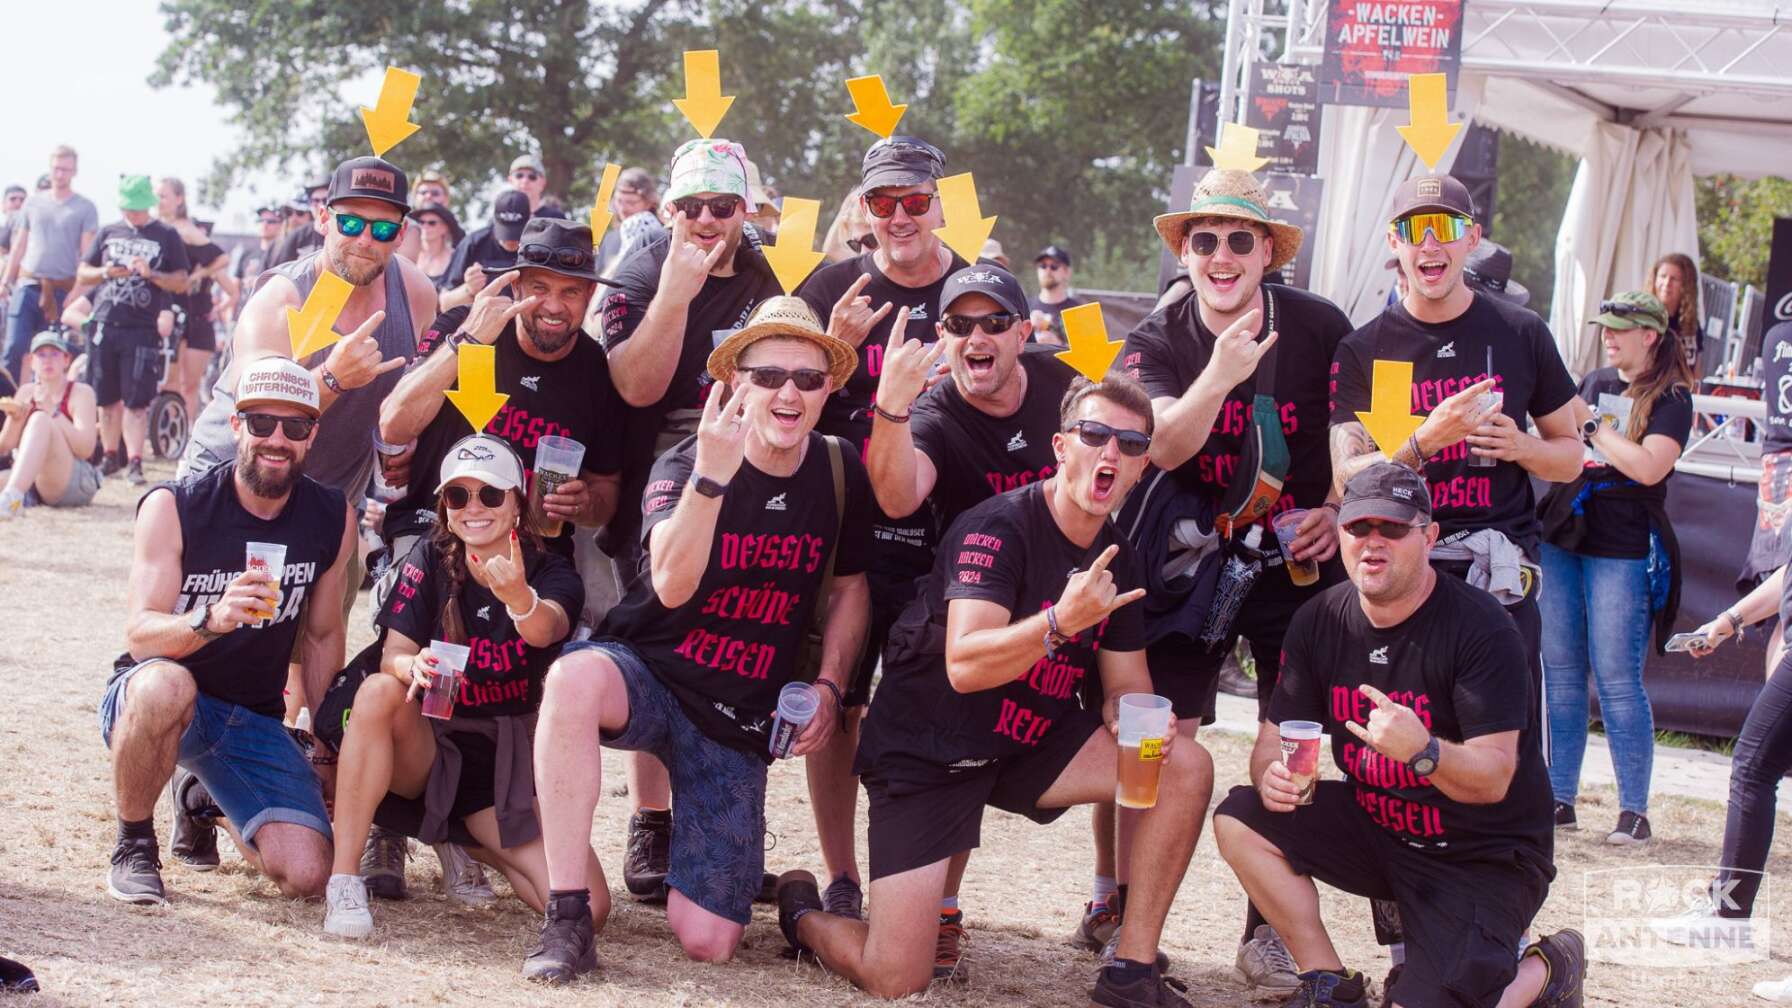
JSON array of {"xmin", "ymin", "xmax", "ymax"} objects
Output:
[
  {"xmin": 421, "ymin": 640, "xmax": 470, "ymax": 720},
  {"xmin": 243, "ymin": 541, "xmax": 287, "ymax": 622},
  {"xmin": 1115, "ymin": 693, "xmax": 1173, "ymax": 809},
  {"xmin": 768, "ymin": 682, "xmax": 820, "ymax": 760},
  {"xmin": 530, "ymin": 435, "xmax": 585, "ymax": 538},
  {"xmin": 1279, "ymin": 719, "xmax": 1323, "ymax": 805},
  {"xmin": 1270, "ymin": 508, "xmax": 1319, "ymax": 587}
]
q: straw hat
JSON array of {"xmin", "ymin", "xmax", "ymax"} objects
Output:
[
  {"xmin": 1152, "ymin": 168, "xmax": 1303, "ymax": 273},
  {"xmin": 707, "ymin": 296, "xmax": 858, "ymax": 389}
]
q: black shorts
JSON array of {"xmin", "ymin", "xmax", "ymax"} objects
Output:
[
  {"xmin": 371, "ymin": 729, "xmax": 497, "ymax": 847},
  {"xmin": 91, "ymin": 325, "xmax": 162, "ymax": 409},
  {"xmin": 861, "ymin": 710, "xmax": 1102, "ymax": 881},
  {"xmin": 1215, "ymin": 783, "xmax": 1550, "ymax": 1007},
  {"xmin": 181, "ymin": 316, "xmax": 217, "ymax": 353},
  {"xmin": 851, "ymin": 571, "xmax": 920, "ymax": 708}
]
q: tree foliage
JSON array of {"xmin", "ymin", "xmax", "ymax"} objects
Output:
[
  {"xmin": 1488, "ymin": 132, "xmax": 1576, "ymax": 311},
  {"xmin": 1696, "ymin": 175, "xmax": 1792, "ymax": 290}
]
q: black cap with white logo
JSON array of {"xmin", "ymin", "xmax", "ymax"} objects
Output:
[
  {"xmin": 491, "ymin": 189, "xmax": 531, "ymax": 242},
  {"xmin": 326, "ymin": 156, "xmax": 410, "ymax": 213},
  {"xmin": 939, "ymin": 264, "xmax": 1028, "ymax": 318},
  {"xmin": 1338, "ymin": 462, "xmax": 1433, "ymax": 526}
]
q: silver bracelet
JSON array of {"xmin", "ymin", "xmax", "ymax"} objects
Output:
[{"xmin": 506, "ymin": 588, "xmax": 541, "ymax": 623}]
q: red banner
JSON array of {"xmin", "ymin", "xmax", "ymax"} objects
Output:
[{"xmin": 1318, "ymin": 0, "xmax": 1464, "ymax": 108}]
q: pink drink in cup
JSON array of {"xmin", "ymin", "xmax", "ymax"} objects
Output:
[
  {"xmin": 421, "ymin": 640, "xmax": 469, "ymax": 720},
  {"xmin": 1279, "ymin": 720, "xmax": 1322, "ymax": 805}
]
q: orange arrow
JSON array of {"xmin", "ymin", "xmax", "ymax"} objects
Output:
[
  {"xmin": 672, "ymin": 50, "xmax": 734, "ymax": 138},
  {"xmin": 1396, "ymin": 73, "xmax": 1461, "ymax": 172},
  {"xmin": 931, "ymin": 172, "xmax": 996, "ymax": 264},
  {"xmin": 588, "ymin": 162, "xmax": 622, "ymax": 250},
  {"xmin": 762, "ymin": 196, "xmax": 824, "ymax": 294},
  {"xmin": 1206, "ymin": 122, "xmax": 1269, "ymax": 173},
  {"xmin": 1354, "ymin": 359, "xmax": 1425, "ymax": 457},
  {"xmin": 358, "ymin": 67, "xmax": 422, "ymax": 158},
  {"xmin": 444, "ymin": 344, "xmax": 509, "ymax": 433},
  {"xmin": 1055, "ymin": 302, "xmax": 1124, "ymax": 382},
  {"xmin": 844, "ymin": 75, "xmax": 906, "ymax": 138},
  {"xmin": 286, "ymin": 272, "xmax": 354, "ymax": 360}
]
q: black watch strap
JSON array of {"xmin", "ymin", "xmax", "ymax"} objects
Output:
[
  {"xmin": 189, "ymin": 605, "xmax": 221, "ymax": 642},
  {"xmin": 691, "ymin": 475, "xmax": 729, "ymax": 498}
]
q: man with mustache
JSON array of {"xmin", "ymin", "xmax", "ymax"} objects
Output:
[{"xmin": 102, "ymin": 359, "xmax": 355, "ymax": 907}]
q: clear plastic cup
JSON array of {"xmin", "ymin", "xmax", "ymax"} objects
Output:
[
  {"xmin": 1279, "ymin": 720, "xmax": 1323, "ymax": 805},
  {"xmin": 1115, "ymin": 693, "xmax": 1173, "ymax": 809},
  {"xmin": 530, "ymin": 435, "xmax": 585, "ymax": 538},
  {"xmin": 421, "ymin": 640, "xmax": 470, "ymax": 720},
  {"xmin": 244, "ymin": 542, "xmax": 287, "ymax": 622},
  {"xmin": 768, "ymin": 682, "xmax": 820, "ymax": 759},
  {"xmin": 1467, "ymin": 391, "xmax": 1503, "ymax": 468},
  {"xmin": 1270, "ymin": 509, "xmax": 1318, "ymax": 587}
]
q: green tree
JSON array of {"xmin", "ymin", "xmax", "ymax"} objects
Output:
[
  {"xmin": 1489, "ymin": 132, "xmax": 1576, "ymax": 311},
  {"xmin": 1696, "ymin": 175, "xmax": 1792, "ymax": 289}
]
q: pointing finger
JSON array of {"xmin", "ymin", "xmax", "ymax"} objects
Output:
[
  {"xmin": 486, "ymin": 271, "xmax": 521, "ymax": 296},
  {"xmin": 867, "ymin": 301, "xmax": 895, "ymax": 328},
  {"xmin": 1358, "ymin": 683, "xmax": 1393, "ymax": 709},
  {"xmin": 835, "ymin": 272, "xmax": 873, "ymax": 311},
  {"xmin": 1088, "ymin": 543, "xmax": 1122, "ymax": 574},
  {"xmin": 372, "ymin": 356, "xmax": 408, "ymax": 377},
  {"xmin": 703, "ymin": 238, "xmax": 728, "ymax": 270},
  {"xmin": 1111, "ymin": 587, "xmax": 1148, "ymax": 610},
  {"xmin": 502, "ymin": 295, "xmax": 541, "ymax": 321},
  {"xmin": 1254, "ymin": 330, "xmax": 1280, "ymax": 355},
  {"xmin": 1221, "ymin": 308, "xmax": 1262, "ymax": 341},
  {"xmin": 1344, "ymin": 720, "xmax": 1373, "ymax": 744},
  {"xmin": 353, "ymin": 310, "xmax": 388, "ymax": 339},
  {"xmin": 672, "ymin": 210, "xmax": 691, "ymax": 242}
]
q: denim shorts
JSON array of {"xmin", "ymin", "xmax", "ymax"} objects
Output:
[
  {"xmin": 99, "ymin": 659, "xmax": 331, "ymax": 849},
  {"xmin": 564, "ymin": 638, "xmax": 767, "ymax": 926}
]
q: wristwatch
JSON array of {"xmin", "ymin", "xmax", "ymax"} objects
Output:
[
  {"xmin": 1580, "ymin": 417, "xmax": 1600, "ymax": 446},
  {"xmin": 189, "ymin": 604, "xmax": 222, "ymax": 643},
  {"xmin": 1407, "ymin": 735, "xmax": 1440, "ymax": 777},
  {"xmin": 690, "ymin": 474, "xmax": 729, "ymax": 498}
]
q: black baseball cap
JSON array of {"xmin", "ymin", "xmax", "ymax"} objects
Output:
[
  {"xmin": 1034, "ymin": 244, "xmax": 1073, "ymax": 267},
  {"xmin": 511, "ymin": 217, "xmax": 598, "ymax": 282},
  {"xmin": 491, "ymin": 189, "xmax": 531, "ymax": 242},
  {"xmin": 327, "ymin": 156, "xmax": 410, "ymax": 213},
  {"xmin": 939, "ymin": 264, "xmax": 1027, "ymax": 319},
  {"xmin": 1338, "ymin": 463, "xmax": 1433, "ymax": 526},
  {"xmin": 861, "ymin": 136, "xmax": 946, "ymax": 191},
  {"xmin": 1389, "ymin": 174, "xmax": 1476, "ymax": 222}
]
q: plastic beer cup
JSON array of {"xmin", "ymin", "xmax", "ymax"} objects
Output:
[
  {"xmin": 1115, "ymin": 693, "xmax": 1173, "ymax": 809},
  {"xmin": 421, "ymin": 640, "xmax": 470, "ymax": 720},
  {"xmin": 1270, "ymin": 509, "xmax": 1319, "ymax": 587},
  {"xmin": 531, "ymin": 435, "xmax": 585, "ymax": 538},
  {"xmin": 243, "ymin": 542, "xmax": 286, "ymax": 622},
  {"xmin": 1279, "ymin": 720, "xmax": 1323, "ymax": 805},
  {"xmin": 768, "ymin": 682, "xmax": 821, "ymax": 759}
]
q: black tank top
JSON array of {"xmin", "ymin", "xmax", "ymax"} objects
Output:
[{"xmin": 120, "ymin": 463, "xmax": 347, "ymax": 717}]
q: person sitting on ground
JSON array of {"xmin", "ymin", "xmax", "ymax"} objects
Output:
[
  {"xmin": 322, "ymin": 434, "xmax": 593, "ymax": 938},
  {"xmin": 100, "ymin": 358, "xmax": 354, "ymax": 906},
  {"xmin": 0, "ymin": 330, "xmax": 98, "ymax": 517},
  {"xmin": 1213, "ymin": 462, "xmax": 1584, "ymax": 1008},
  {"xmin": 778, "ymin": 375, "xmax": 1212, "ymax": 1007}
]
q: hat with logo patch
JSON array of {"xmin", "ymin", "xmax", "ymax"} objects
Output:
[
  {"xmin": 860, "ymin": 135, "xmax": 947, "ymax": 191},
  {"xmin": 1390, "ymin": 173, "xmax": 1477, "ymax": 222},
  {"xmin": 491, "ymin": 189, "xmax": 531, "ymax": 242},
  {"xmin": 1034, "ymin": 244, "xmax": 1073, "ymax": 268},
  {"xmin": 1590, "ymin": 289, "xmax": 1668, "ymax": 334},
  {"xmin": 1338, "ymin": 462, "xmax": 1433, "ymax": 526},
  {"xmin": 235, "ymin": 357, "xmax": 321, "ymax": 418},
  {"xmin": 436, "ymin": 433, "xmax": 526, "ymax": 493},
  {"xmin": 940, "ymin": 264, "xmax": 1028, "ymax": 319},
  {"xmin": 326, "ymin": 155, "xmax": 410, "ymax": 213}
]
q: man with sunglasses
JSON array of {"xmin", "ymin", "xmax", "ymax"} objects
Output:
[
  {"xmin": 1028, "ymin": 244, "xmax": 1086, "ymax": 346},
  {"xmin": 103, "ymin": 358, "xmax": 356, "ymax": 907},
  {"xmin": 778, "ymin": 375, "xmax": 1210, "ymax": 1008},
  {"xmin": 231, "ymin": 203, "xmax": 285, "ymax": 308},
  {"xmin": 1213, "ymin": 462, "xmax": 1583, "ymax": 1008},
  {"xmin": 266, "ymin": 179, "xmax": 331, "ymax": 269},
  {"xmin": 508, "ymin": 155, "xmax": 552, "ymax": 215},
  {"xmin": 440, "ymin": 189, "xmax": 532, "ymax": 311}
]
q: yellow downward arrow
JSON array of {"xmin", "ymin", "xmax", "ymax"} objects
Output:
[
  {"xmin": 589, "ymin": 163, "xmax": 622, "ymax": 250},
  {"xmin": 1205, "ymin": 122, "xmax": 1270, "ymax": 173},
  {"xmin": 932, "ymin": 172, "xmax": 996, "ymax": 264},
  {"xmin": 844, "ymin": 75, "xmax": 907, "ymax": 138},
  {"xmin": 1354, "ymin": 359, "xmax": 1425, "ymax": 458},
  {"xmin": 673, "ymin": 50, "xmax": 735, "ymax": 138},
  {"xmin": 1054, "ymin": 303, "xmax": 1124, "ymax": 382},
  {"xmin": 359, "ymin": 67, "xmax": 422, "ymax": 158},
  {"xmin": 762, "ymin": 197, "xmax": 824, "ymax": 294},
  {"xmin": 1396, "ymin": 73, "xmax": 1461, "ymax": 172},
  {"xmin": 444, "ymin": 344, "xmax": 509, "ymax": 433},
  {"xmin": 286, "ymin": 272, "xmax": 354, "ymax": 360}
]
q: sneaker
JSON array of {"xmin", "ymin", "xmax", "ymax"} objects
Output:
[
  {"xmin": 1235, "ymin": 924, "xmax": 1300, "ymax": 992},
  {"xmin": 521, "ymin": 893, "xmax": 598, "ymax": 985},
  {"xmin": 1279, "ymin": 969, "xmax": 1369, "ymax": 1007},
  {"xmin": 1090, "ymin": 962, "xmax": 1192, "ymax": 1007},
  {"xmin": 107, "ymin": 838, "xmax": 167, "ymax": 906},
  {"xmin": 822, "ymin": 874, "xmax": 863, "ymax": 919},
  {"xmin": 934, "ymin": 910, "xmax": 970, "ymax": 984},
  {"xmin": 432, "ymin": 842, "xmax": 497, "ymax": 907},
  {"xmin": 125, "ymin": 458, "xmax": 146, "ymax": 486},
  {"xmin": 1217, "ymin": 644, "xmax": 1256, "ymax": 698},
  {"xmin": 1099, "ymin": 929, "xmax": 1172, "ymax": 974},
  {"xmin": 774, "ymin": 869, "xmax": 822, "ymax": 955},
  {"xmin": 169, "ymin": 769, "xmax": 221, "ymax": 871},
  {"xmin": 0, "ymin": 956, "xmax": 38, "ymax": 993},
  {"xmin": 1523, "ymin": 929, "xmax": 1584, "ymax": 1007},
  {"xmin": 1074, "ymin": 898, "xmax": 1121, "ymax": 951},
  {"xmin": 1553, "ymin": 801, "xmax": 1578, "ymax": 831},
  {"xmin": 1752, "ymin": 975, "xmax": 1792, "ymax": 1002},
  {"xmin": 360, "ymin": 825, "xmax": 409, "ymax": 900},
  {"xmin": 322, "ymin": 874, "xmax": 374, "ymax": 938},
  {"xmin": 1650, "ymin": 905, "xmax": 1757, "ymax": 950},
  {"xmin": 0, "ymin": 488, "xmax": 22, "ymax": 519},
  {"xmin": 100, "ymin": 451, "xmax": 123, "ymax": 477},
  {"xmin": 1378, "ymin": 963, "xmax": 1403, "ymax": 1008},
  {"xmin": 1607, "ymin": 810, "xmax": 1652, "ymax": 846},
  {"xmin": 623, "ymin": 808, "xmax": 671, "ymax": 902}
]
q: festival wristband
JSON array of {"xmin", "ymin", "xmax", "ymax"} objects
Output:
[
  {"xmin": 320, "ymin": 367, "xmax": 344, "ymax": 394},
  {"xmin": 1044, "ymin": 605, "xmax": 1069, "ymax": 657},
  {"xmin": 813, "ymin": 678, "xmax": 847, "ymax": 732},
  {"xmin": 873, "ymin": 403, "xmax": 911, "ymax": 424}
]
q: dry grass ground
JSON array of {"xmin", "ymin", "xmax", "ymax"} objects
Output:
[{"xmin": 3, "ymin": 458, "xmax": 1791, "ymax": 1006}]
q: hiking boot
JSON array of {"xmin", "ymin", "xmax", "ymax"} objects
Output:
[
  {"xmin": 322, "ymin": 874, "xmax": 373, "ymax": 938},
  {"xmin": 125, "ymin": 458, "xmax": 146, "ymax": 486},
  {"xmin": 100, "ymin": 450, "xmax": 123, "ymax": 477},
  {"xmin": 1279, "ymin": 969, "xmax": 1369, "ymax": 1007},
  {"xmin": 1607, "ymin": 811, "xmax": 1652, "ymax": 846},
  {"xmin": 934, "ymin": 910, "xmax": 970, "ymax": 985},
  {"xmin": 169, "ymin": 768, "xmax": 221, "ymax": 871},
  {"xmin": 1074, "ymin": 898, "xmax": 1121, "ymax": 951},
  {"xmin": 107, "ymin": 837, "xmax": 167, "ymax": 906},
  {"xmin": 1099, "ymin": 928, "xmax": 1172, "ymax": 974},
  {"xmin": 1217, "ymin": 644, "xmax": 1256, "ymax": 698},
  {"xmin": 1553, "ymin": 801, "xmax": 1578, "ymax": 831},
  {"xmin": 1090, "ymin": 962, "xmax": 1192, "ymax": 1007},
  {"xmin": 432, "ymin": 842, "xmax": 497, "ymax": 908},
  {"xmin": 623, "ymin": 808, "xmax": 671, "ymax": 902},
  {"xmin": 521, "ymin": 893, "xmax": 598, "ymax": 985},
  {"xmin": 1236, "ymin": 924, "xmax": 1300, "ymax": 992},
  {"xmin": 360, "ymin": 825, "xmax": 408, "ymax": 900},
  {"xmin": 1523, "ymin": 929, "xmax": 1584, "ymax": 1007},
  {"xmin": 823, "ymin": 874, "xmax": 863, "ymax": 920},
  {"xmin": 775, "ymin": 869, "xmax": 822, "ymax": 955},
  {"xmin": 1378, "ymin": 963, "xmax": 1403, "ymax": 1008}
]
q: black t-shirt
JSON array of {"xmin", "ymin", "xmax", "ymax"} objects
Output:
[
  {"xmin": 1761, "ymin": 321, "xmax": 1792, "ymax": 454},
  {"xmin": 1330, "ymin": 294, "xmax": 1577, "ymax": 552},
  {"xmin": 376, "ymin": 537, "xmax": 583, "ymax": 718},
  {"xmin": 1270, "ymin": 574, "xmax": 1553, "ymax": 863},
  {"xmin": 860, "ymin": 481, "xmax": 1146, "ymax": 773},
  {"xmin": 384, "ymin": 307, "xmax": 626, "ymax": 556},
  {"xmin": 85, "ymin": 218, "xmax": 191, "ymax": 330},
  {"xmin": 1028, "ymin": 293, "xmax": 1087, "ymax": 341},
  {"xmin": 181, "ymin": 240, "xmax": 225, "ymax": 322},
  {"xmin": 445, "ymin": 226, "xmax": 520, "ymax": 287},
  {"xmin": 1567, "ymin": 368, "xmax": 1692, "ymax": 559},
  {"xmin": 910, "ymin": 348, "xmax": 1076, "ymax": 531},
  {"xmin": 235, "ymin": 241, "xmax": 272, "ymax": 284},
  {"xmin": 598, "ymin": 433, "xmax": 873, "ymax": 760},
  {"xmin": 266, "ymin": 224, "xmax": 321, "ymax": 269}
]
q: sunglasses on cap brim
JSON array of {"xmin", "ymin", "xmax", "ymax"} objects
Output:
[
  {"xmin": 519, "ymin": 243, "xmax": 592, "ymax": 271},
  {"xmin": 1597, "ymin": 300, "xmax": 1662, "ymax": 323}
]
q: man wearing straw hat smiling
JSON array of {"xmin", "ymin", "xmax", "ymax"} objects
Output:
[{"xmin": 521, "ymin": 296, "xmax": 871, "ymax": 981}]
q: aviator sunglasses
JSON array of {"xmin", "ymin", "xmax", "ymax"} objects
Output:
[{"xmin": 1067, "ymin": 420, "xmax": 1151, "ymax": 457}]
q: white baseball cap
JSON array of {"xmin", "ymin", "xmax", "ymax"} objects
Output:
[
  {"xmin": 436, "ymin": 434, "xmax": 525, "ymax": 493},
  {"xmin": 236, "ymin": 358, "xmax": 321, "ymax": 417}
]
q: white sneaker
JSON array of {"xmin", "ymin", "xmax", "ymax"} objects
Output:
[
  {"xmin": 1649, "ymin": 905, "xmax": 1756, "ymax": 951},
  {"xmin": 1754, "ymin": 975, "xmax": 1792, "ymax": 1001},
  {"xmin": 1235, "ymin": 924, "xmax": 1301, "ymax": 991},
  {"xmin": 0, "ymin": 489, "xmax": 23, "ymax": 519},
  {"xmin": 432, "ymin": 842, "xmax": 497, "ymax": 908},
  {"xmin": 323, "ymin": 873, "xmax": 374, "ymax": 938}
]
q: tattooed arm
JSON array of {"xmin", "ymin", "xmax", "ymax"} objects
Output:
[{"xmin": 1329, "ymin": 420, "xmax": 1424, "ymax": 495}]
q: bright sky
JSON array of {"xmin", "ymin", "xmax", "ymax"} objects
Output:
[{"xmin": 1, "ymin": 3, "xmax": 270, "ymax": 234}]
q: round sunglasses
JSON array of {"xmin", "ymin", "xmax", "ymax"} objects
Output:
[
  {"xmin": 1187, "ymin": 229, "xmax": 1258, "ymax": 257},
  {"xmin": 334, "ymin": 212, "xmax": 402, "ymax": 243},
  {"xmin": 1068, "ymin": 419, "xmax": 1151, "ymax": 457},
  {"xmin": 443, "ymin": 484, "xmax": 508, "ymax": 510}
]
